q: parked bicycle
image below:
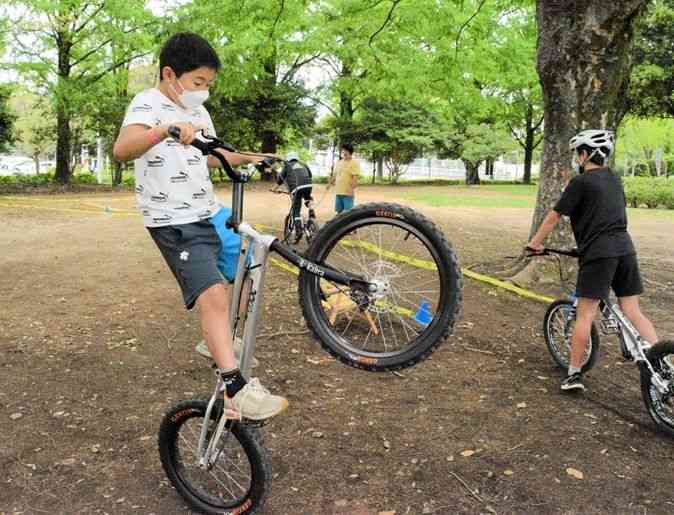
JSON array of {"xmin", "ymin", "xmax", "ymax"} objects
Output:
[
  {"xmin": 158, "ymin": 128, "xmax": 463, "ymax": 514},
  {"xmin": 532, "ymin": 247, "xmax": 674, "ymax": 437},
  {"xmin": 271, "ymin": 185, "xmax": 319, "ymax": 245}
]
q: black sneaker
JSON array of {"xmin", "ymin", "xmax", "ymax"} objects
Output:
[{"xmin": 561, "ymin": 373, "xmax": 585, "ymax": 392}]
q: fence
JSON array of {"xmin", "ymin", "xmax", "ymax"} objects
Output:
[{"xmin": 307, "ymin": 151, "xmax": 537, "ymax": 182}]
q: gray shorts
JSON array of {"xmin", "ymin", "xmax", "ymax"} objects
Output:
[{"xmin": 148, "ymin": 208, "xmax": 242, "ymax": 309}]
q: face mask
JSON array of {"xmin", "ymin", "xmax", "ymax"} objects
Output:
[{"xmin": 171, "ymin": 78, "xmax": 209, "ymax": 109}]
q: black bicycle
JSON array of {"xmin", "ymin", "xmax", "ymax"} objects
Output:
[
  {"xmin": 531, "ymin": 247, "xmax": 674, "ymax": 437},
  {"xmin": 158, "ymin": 129, "xmax": 463, "ymax": 514},
  {"xmin": 271, "ymin": 185, "xmax": 319, "ymax": 245}
]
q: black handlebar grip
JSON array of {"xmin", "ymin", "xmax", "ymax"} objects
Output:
[{"xmin": 167, "ymin": 125, "xmax": 181, "ymax": 139}]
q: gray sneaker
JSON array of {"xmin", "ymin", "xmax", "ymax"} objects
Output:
[
  {"xmin": 195, "ymin": 338, "xmax": 260, "ymax": 368},
  {"xmin": 226, "ymin": 378, "xmax": 289, "ymax": 421}
]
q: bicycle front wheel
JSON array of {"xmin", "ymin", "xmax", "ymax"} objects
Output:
[
  {"xmin": 640, "ymin": 341, "xmax": 674, "ymax": 437},
  {"xmin": 543, "ymin": 299, "xmax": 599, "ymax": 373},
  {"xmin": 299, "ymin": 202, "xmax": 462, "ymax": 371},
  {"xmin": 159, "ymin": 400, "xmax": 271, "ymax": 514}
]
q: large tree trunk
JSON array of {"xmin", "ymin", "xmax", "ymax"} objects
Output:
[
  {"xmin": 523, "ymin": 105, "xmax": 535, "ymax": 184},
  {"xmin": 530, "ymin": 0, "xmax": 647, "ymax": 242},
  {"xmin": 55, "ymin": 101, "xmax": 71, "ymax": 183},
  {"xmin": 511, "ymin": 0, "xmax": 648, "ymax": 286},
  {"xmin": 463, "ymin": 159, "xmax": 481, "ymax": 185}
]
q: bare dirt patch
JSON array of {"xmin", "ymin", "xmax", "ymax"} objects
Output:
[{"xmin": 2, "ymin": 185, "xmax": 673, "ymax": 514}]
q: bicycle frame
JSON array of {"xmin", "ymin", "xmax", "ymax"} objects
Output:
[
  {"xmin": 196, "ymin": 179, "xmax": 372, "ymax": 467},
  {"xmin": 534, "ymin": 246, "xmax": 670, "ymax": 395}
]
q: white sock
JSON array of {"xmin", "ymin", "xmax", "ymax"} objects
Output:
[{"xmin": 568, "ymin": 366, "xmax": 581, "ymax": 376}]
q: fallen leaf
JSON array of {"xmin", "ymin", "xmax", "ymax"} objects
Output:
[
  {"xmin": 566, "ymin": 467, "xmax": 584, "ymax": 480},
  {"xmin": 503, "ymin": 469, "xmax": 514, "ymax": 476},
  {"xmin": 517, "ymin": 402, "xmax": 527, "ymax": 409},
  {"xmin": 460, "ymin": 450, "xmax": 475, "ymax": 457},
  {"xmin": 10, "ymin": 412, "xmax": 23, "ymax": 420}
]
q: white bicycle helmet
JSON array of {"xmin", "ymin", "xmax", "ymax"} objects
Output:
[
  {"xmin": 568, "ymin": 129, "xmax": 615, "ymax": 161},
  {"xmin": 286, "ymin": 151, "xmax": 299, "ymax": 161}
]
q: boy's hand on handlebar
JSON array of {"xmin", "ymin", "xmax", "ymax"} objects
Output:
[
  {"xmin": 166, "ymin": 123, "xmax": 200, "ymax": 146},
  {"xmin": 525, "ymin": 242, "xmax": 545, "ymax": 256}
]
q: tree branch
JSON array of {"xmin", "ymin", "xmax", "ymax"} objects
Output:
[
  {"xmin": 455, "ymin": 0, "xmax": 487, "ymax": 60},
  {"xmin": 72, "ymin": 3, "xmax": 105, "ymax": 35},
  {"xmin": 507, "ymin": 122, "xmax": 525, "ymax": 148},
  {"xmin": 532, "ymin": 113, "xmax": 544, "ymax": 132},
  {"xmin": 368, "ymin": 0, "xmax": 402, "ymax": 51},
  {"xmin": 269, "ymin": 0, "xmax": 285, "ymax": 41},
  {"xmin": 308, "ymin": 96, "xmax": 338, "ymax": 117},
  {"xmin": 280, "ymin": 53, "xmax": 322, "ymax": 83},
  {"xmin": 533, "ymin": 134, "xmax": 544, "ymax": 150},
  {"xmin": 83, "ymin": 51, "xmax": 152, "ymax": 84}
]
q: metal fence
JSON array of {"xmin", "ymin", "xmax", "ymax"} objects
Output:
[{"xmin": 307, "ymin": 151, "xmax": 538, "ymax": 182}]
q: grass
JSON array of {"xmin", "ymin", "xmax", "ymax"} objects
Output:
[
  {"xmin": 405, "ymin": 184, "xmax": 537, "ymax": 209},
  {"xmin": 405, "ymin": 184, "xmax": 674, "ymax": 214}
]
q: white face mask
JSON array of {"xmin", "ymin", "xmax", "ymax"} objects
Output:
[{"xmin": 171, "ymin": 78, "xmax": 209, "ymax": 109}]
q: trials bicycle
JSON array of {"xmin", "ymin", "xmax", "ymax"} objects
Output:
[
  {"xmin": 531, "ymin": 247, "xmax": 674, "ymax": 437},
  {"xmin": 271, "ymin": 184, "xmax": 319, "ymax": 245},
  {"xmin": 158, "ymin": 128, "xmax": 463, "ymax": 514}
]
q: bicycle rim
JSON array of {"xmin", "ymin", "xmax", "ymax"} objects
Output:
[
  {"xmin": 310, "ymin": 217, "xmax": 447, "ymax": 357},
  {"xmin": 546, "ymin": 304, "xmax": 592, "ymax": 368},
  {"xmin": 175, "ymin": 416, "xmax": 253, "ymax": 508},
  {"xmin": 644, "ymin": 347, "xmax": 674, "ymax": 433}
]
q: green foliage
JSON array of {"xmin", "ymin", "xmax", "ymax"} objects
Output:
[
  {"xmin": 623, "ymin": 176, "xmax": 674, "ymax": 208},
  {"xmin": 616, "ymin": 117, "xmax": 674, "ymax": 176},
  {"xmin": 0, "ymin": 84, "xmax": 15, "ymax": 152},
  {"xmin": 3, "ymin": 0, "xmax": 159, "ymax": 182},
  {"xmin": 9, "ymin": 90, "xmax": 56, "ymax": 164},
  {"xmin": 628, "ymin": 0, "xmax": 674, "ymax": 117}
]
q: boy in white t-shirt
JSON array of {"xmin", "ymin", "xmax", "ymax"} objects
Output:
[{"xmin": 113, "ymin": 33, "xmax": 287, "ymax": 421}]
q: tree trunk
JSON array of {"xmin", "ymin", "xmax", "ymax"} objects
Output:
[
  {"xmin": 54, "ymin": 15, "xmax": 73, "ymax": 184},
  {"xmin": 523, "ymin": 105, "xmax": 534, "ymax": 184},
  {"xmin": 112, "ymin": 161, "xmax": 123, "ymax": 186},
  {"xmin": 463, "ymin": 159, "xmax": 481, "ymax": 185},
  {"xmin": 530, "ymin": 0, "xmax": 648, "ymax": 244},
  {"xmin": 33, "ymin": 155, "xmax": 40, "ymax": 175},
  {"xmin": 55, "ymin": 100, "xmax": 71, "ymax": 183},
  {"xmin": 376, "ymin": 156, "xmax": 384, "ymax": 180}
]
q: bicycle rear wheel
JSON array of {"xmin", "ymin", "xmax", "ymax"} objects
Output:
[
  {"xmin": 298, "ymin": 202, "xmax": 462, "ymax": 371},
  {"xmin": 543, "ymin": 299, "xmax": 599, "ymax": 373},
  {"xmin": 159, "ymin": 400, "xmax": 270, "ymax": 514},
  {"xmin": 640, "ymin": 341, "xmax": 674, "ymax": 437}
]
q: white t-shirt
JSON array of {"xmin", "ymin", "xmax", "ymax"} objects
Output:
[{"xmin": 121, "ymin": 88, "xmax": 222, "ymax": 227}]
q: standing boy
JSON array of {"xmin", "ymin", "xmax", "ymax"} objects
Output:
[
  {"xmin": 330, "ymin": 143, "xmax": 360, "ymax": 213},
  {"xmin": 527, "ymin": 129, "xmax": 658, "ymax": 392},
  {"xmin": 113, "ymin": 33, "xmax": 287, "ymax": 420}
]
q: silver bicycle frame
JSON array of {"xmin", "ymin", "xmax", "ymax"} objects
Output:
[{"xmin": 196, "ymin": 222, "xmax": 275, "ymax": 467}]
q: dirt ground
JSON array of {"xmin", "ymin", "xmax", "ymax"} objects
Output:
[{"xmin": 1, "ymin": 184, "xmax": 674, "ymax": 515}]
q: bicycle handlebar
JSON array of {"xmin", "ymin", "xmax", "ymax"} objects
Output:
[
  {"xmin": 525, "ymin": 246, "xmax": 579, "ymax": 258},
  {"xmin": 167, "ymin": 125, "xmax": 281, "ymax": 183}
]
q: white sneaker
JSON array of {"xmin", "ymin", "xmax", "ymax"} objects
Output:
[
  {"xmin": 226, "ymin": 378, "xmax": 289, "ymax": 421},
  {"xmin": 195, "ymin": 338, "xmax": 260, "ymax": 368}
]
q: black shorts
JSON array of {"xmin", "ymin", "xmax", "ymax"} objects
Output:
[
  {"xmin": 148, "ymin": 208, "xmax": 242, "ymax": 310},
  {"xmin": 576, "ymin": 253, "xmax": 643, "ymax": 300}
]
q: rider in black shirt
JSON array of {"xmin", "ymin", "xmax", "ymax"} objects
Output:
[
  {"xmin": 274, "ymin": 151, "xmax": 314, "ymax": 237},
  {"xmin": 528, "ymin": 129, "xmax": 658, "ymax": 392}
]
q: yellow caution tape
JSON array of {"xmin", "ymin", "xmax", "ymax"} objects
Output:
[
  {"xmin": 3, "ymin": 199, "xmax": 553, "ymax": 305},
  {"xmin": 338, "ymin": 238, "xmax": 554, "ymax": 304}
]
